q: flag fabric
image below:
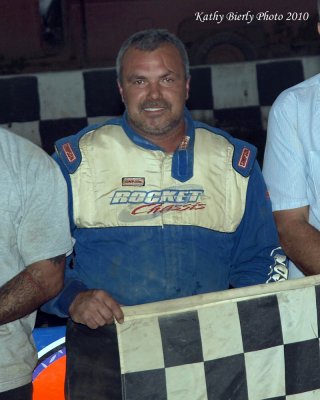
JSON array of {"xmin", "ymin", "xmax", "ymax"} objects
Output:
[{"xmin": 116, "ymin": 275, "xmax": 320, "ymax": 400}]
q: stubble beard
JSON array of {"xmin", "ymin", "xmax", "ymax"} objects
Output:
[
  {"xmin": 127, "ymin": 101, "xmax": 183, "ymax": 138},
  {"xmin": 129, "ymin": 114, "xmax": 182, "ymax": 137}
]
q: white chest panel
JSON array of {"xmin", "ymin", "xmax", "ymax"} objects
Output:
[{"xmin": 71, "ymin": 125, "xmax": 248, "ymax": 232}]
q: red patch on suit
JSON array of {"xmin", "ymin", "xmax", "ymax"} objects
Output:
[
  {"xmin": 62, "ymin": 143, "xmax": 76, "ymax": 163},
  {"xmin": 238, "ymin": 148, "xmax": 251, "ymax": 169}
]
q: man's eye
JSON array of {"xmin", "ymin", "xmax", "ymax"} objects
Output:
[
  {"xmin": 134, "ymin": 79, "xmax": 144, "ymax": 85},
  {"xmin": 163, "ymin": 77, "xmax": 173, "ymax": 83}
]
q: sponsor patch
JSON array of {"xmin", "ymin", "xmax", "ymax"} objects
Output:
[
  {"xmin": 62, "ymin": 143, "xmax": 76, "ymax": 163},
  {"xmin": 130, "ymin": 202, "xmax": 206, "ymax": 215},
  {"xmin": 238, "ymin": 147, "xmax": 251, "ymax": 169},
  {"xmin": 111, "ymin": 189, "xmax": 204, "ymax": 204},
  {"xmin": 113, "ymin": 185, "xmax": 206, "ymax": 222},
  {"xmin": 122, "ymin": 177, "xmax": 145, "ymax": 187},
  {"xmin": 178, "ymin": 136, "xmax": 190, "ymax": 150}
]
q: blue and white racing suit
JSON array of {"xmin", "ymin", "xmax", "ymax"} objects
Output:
[{"xmin": 43, "ymin": 109, "xmax": 286, "ymax": 317}]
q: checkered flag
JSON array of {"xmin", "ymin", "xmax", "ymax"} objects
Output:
[{"xmin": 117, "ymin": 275, "xmax": 320, "ymax": 399}]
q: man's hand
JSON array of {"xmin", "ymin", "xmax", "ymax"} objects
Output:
[{"xmin": 69, "ymin": 289, "xmax": 124, "ymax": 329}]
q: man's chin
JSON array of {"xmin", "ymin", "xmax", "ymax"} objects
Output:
[
  {"xmin": 129, "ymin": 114, "xmax": 183, "ymax": 137},
  {"xmin": 130, "ymin": 121, "xmax": 172, "ymax": 137}
]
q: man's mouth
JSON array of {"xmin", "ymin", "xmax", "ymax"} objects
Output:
[
  {"xmin": 141, "ymin": 102, "xmax": 169, "ymax": 113},
  {"xmin": 144, "ymin": 107, "xmax": 165, "ymax": 112}
]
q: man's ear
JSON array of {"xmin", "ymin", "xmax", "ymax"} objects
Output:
[
  {"xmin": 185, "ymin": 77, "xmax": 191, "ymax": 101},
  {"xmin": 117, "ymin": 80, "xmax": 124, "ymax": 102},
  {"xmin": 318, "ymin": 21, "xmax": 320, "ymax": 35}
]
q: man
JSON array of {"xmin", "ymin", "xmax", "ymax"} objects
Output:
[
  {"xmin": 263, "ymin": 4, "xmax": 320, "ymax": 279},
  {"xmin": 0, "ymin": 127, "xmax": 73, "ymax": 400},
  {"xmin": 44, "ymin": 29, "xmax": 286, "ymax": 399}
]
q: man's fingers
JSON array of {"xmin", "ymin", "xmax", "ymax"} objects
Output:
[
  {"xmin": 70, "ymin": 290, "xmax": 124, "ymax": 327},
  {"xmin": 89, "ymin": 311, "xmax": 114, "ymax": 329},
  {"xmin": 100, "ymin": 293, "xmax": 124, "ymax": 323},
  {"xmin": 113, "ymin": 306, "xmax": 124, "ymax": 324}
]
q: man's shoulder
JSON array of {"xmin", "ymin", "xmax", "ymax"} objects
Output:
[
  {"xmin": 194, "ymin": 121, "xmax": 257, "ymax": 177},
  {"xmin": 54, "ymin": 117, "xmax": 122, "ymax": 173},
  {"xmin": 0, "ymin": 127, "xmax": 51, "ymax": 169},
  {"xmin": 1, "ymin": 127, "xmax": 41, "ymax": 153},
  {"xmin": 274, "ymin": 73, "xmax": 320, "ymax": 106},
  {"xmin": 286, "ymin": 73, "xmax": 320, "ymax": 92}
]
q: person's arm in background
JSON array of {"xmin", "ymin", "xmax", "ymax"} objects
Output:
[
  {"xmin": 274, "ymin": 206, "xmax": 320, "ymax": 275},
  {"xmin": 0, "ymin": 255, "xmax": 65, "ymax": 326},
  {"xmin": 263, "ymin": 89, "xmax": 319, "ymax": 275},
  {"xmin": 0, "ymin": 139, "xmax": 73, "ymax": 326}
]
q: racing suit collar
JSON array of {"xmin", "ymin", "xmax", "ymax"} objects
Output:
[{"xmin": 122, "ymin": 108, "xmax": 195, "ymax": 182}]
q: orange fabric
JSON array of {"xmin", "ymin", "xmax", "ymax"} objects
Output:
[{"xmin": 33, "ymin": 356, "xmax": 66, "ymax": 400}]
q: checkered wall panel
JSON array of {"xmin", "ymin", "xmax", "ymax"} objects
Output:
[{"xmin": 1, "ymin": 56, "xmax": 319, "ymax": 164}]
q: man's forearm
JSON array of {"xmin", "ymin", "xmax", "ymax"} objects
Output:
[
  {"xmin": 0, "ymin": 255, "xmax": 65, "ymax": 325},
  {"xmin": 277, "ymin": 218, "xmax": 320, "ymax": 275}
]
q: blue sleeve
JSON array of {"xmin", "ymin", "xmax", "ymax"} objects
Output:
[
  {"xmin": 229, "ymin": 161, "xmax": 288, "ymax": 288},
  {"xmin": 41, "ymin": 152, "xmax": 88, "ymax": 318}
]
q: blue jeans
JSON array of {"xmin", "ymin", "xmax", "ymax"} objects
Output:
[
  {"xmin": 0, "ymin": 383, "xmax": 32, "ymax": 400},
  {"xmin": 65, "ymin": 320, "xmax": 122, "ymax": 400}
]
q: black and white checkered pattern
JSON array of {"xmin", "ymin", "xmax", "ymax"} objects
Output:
[
  {"xmin": 1, "ymin": 56, "xmax": 319, "ymax": 165},
  {"xmin": 117, "ymin": 276, "xmax": 320, "ymax": 400}
]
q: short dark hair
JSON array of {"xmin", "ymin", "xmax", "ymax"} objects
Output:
[
  {"xmin": 318, "ymin": 0, "xmax": 320, "ymax": 21},
  {"xmin": 116, "ymin": 29, "xmax": 190, "ymax": 82}
]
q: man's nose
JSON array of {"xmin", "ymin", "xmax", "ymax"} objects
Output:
[{"xmin": 148, "ymin": 82, "xmax": 162, "ymax": 99}]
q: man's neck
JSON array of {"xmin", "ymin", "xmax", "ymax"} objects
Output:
[
  {"xmin": 146, "ymin": 131, "xmax": 186, "ymax": 153},
  {"xmin": 131, "ymin": 119, "xmax": 187, "ymax": 153}
]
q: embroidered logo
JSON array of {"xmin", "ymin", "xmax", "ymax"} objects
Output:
[
  {"xmin": 178, "ymin": 136, "xmax": 190, "ymax": 150},
  {"xmin": 62, "ymin": 143, "xmax": 76, "ymax": 163},
  {"xmin": 122, "ymin": 177, "xmax": 145, "ymax": 187},
  {"xmin": 112, "ymin": 188, "xmax": 203, "ymax": 204},
  {"xmin": 238, "ymin": 147, "xmax": 251, "ymax": 168},
  {"xmin": 111, "ymin": 185, "xmax": 206, "ymax": 222}
]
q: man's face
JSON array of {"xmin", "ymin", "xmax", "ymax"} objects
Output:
[{"xmin": 118, "ymin": 43, "xmax": 190, "ymax": 139}]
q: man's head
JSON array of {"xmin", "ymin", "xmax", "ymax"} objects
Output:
[
  {"xmin": 116, "ymin": 29, "xmax": 191, "ymax": 144},
  {"xmin": 116, "ymin": 29, "xmax": 190, "ymax": 84}
]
